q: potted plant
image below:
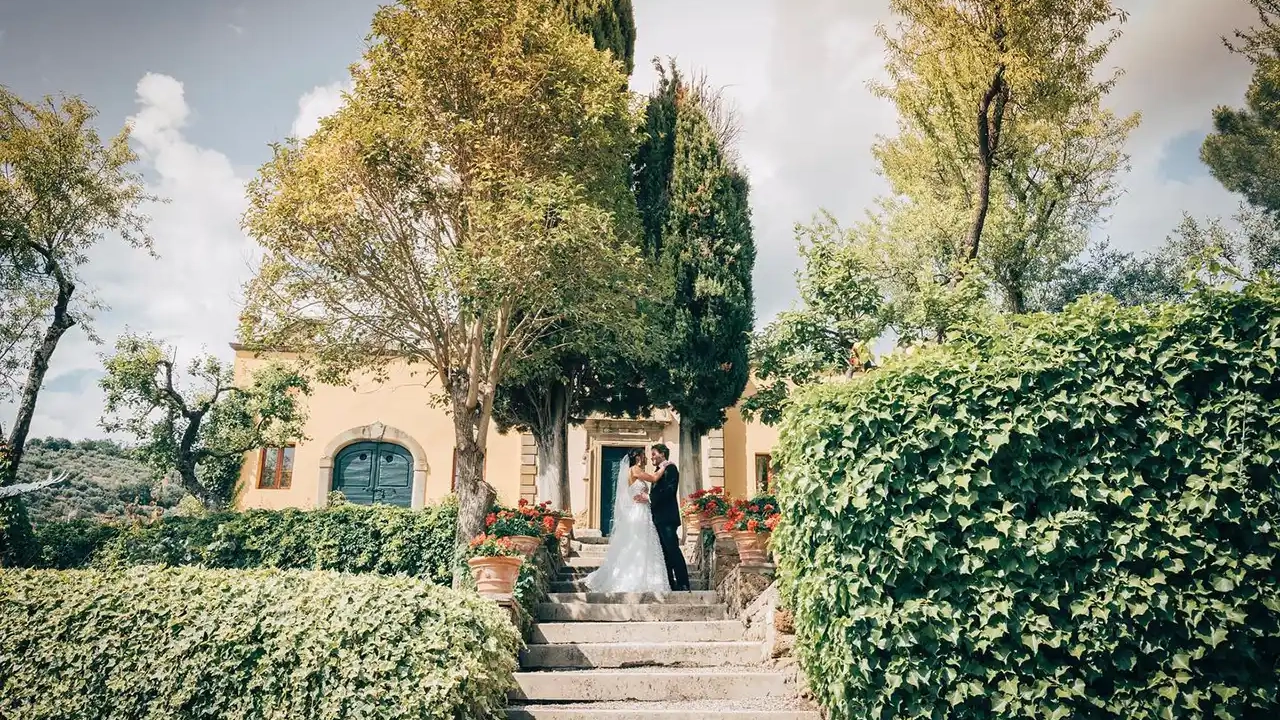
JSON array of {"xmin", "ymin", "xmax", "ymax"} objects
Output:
[
  {"xmin": 684, "ymin": 487, "xmax": 733, "ymax": 537},
  {"xmin": 724, "ymin": 495, "xmax": 780, "ymax": 565},
  {"xmin": 485, "ymin": 506, "xmax": 543, "ymax": 556},
  {"xmin": 466, "ymin": 534, "xmax": 524, "ymax": 596}
]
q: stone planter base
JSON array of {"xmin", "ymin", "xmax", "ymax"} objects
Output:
[
  {"xmin": 468, "ymin": 555, "xmax": 523, "ymax": 596},
  {"xmin": 732, "ymin": 530, "xmax": 771, "ymax": 565}
]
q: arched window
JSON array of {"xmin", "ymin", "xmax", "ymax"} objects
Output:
[{"xmin": 332, "ymin": 441, "xmax": 413, "ymax": 507}]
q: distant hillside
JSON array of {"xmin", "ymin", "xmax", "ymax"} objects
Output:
[{"xmin": 15, "ymin": 438, "xmax": 187, "ymax": 525}]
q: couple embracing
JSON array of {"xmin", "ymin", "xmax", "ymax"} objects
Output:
[{"xmin": 585, "ymin": 444, "xmax": 691, "ymax": 593}]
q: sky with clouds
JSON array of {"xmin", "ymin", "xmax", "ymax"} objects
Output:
[{"xmin": 0, "ymin": 0, "xmax": 1261, "ymax": 439}]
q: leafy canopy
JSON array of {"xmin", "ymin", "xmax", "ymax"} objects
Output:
[
  {"xmin": 99, "ymin": 334, "xmax": 309, "ymax": 507},
  {"xmin": 743, "ymin": 214, "xmax": 887, "ymax": 425},
  {"xmin": 871, "ymin": 0, "xmax": 1136, "ymax": 313},
  {"xmin": 1202, "ymin": 0, "xmax": 1280, "ymax": 217}
]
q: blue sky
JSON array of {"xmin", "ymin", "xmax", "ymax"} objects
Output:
[{"xmin": 0, "ymin": 0, "xmax": 1259, "ymax": 438}]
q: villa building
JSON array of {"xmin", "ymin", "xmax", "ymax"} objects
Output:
[{"xmin": 232, "ymin": 345, "xmax": 779, "ymax": 534}]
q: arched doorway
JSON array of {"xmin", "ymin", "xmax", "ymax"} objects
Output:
[{"xmin": 332, "ymin": 441, "xmax": 414, "ymax": 507}]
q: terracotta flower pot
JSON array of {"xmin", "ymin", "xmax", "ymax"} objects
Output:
[
  {"xmin": 710, "ymin": 515, "xmax": 731, "ymax": 540},
  {"xmin": 555, "ymin": 516, "xmax": 575, "ymax": 537},
  {"xmin": 468, "ymin": 555, "xmax": 523, "ymax": 596},
  {"xmin": 506, "ymin": 535, "xmax": 542, "ymax": 557},
  {"xmin": 732, "ymin": 530, "xmax": 771, "ymax": 565}
]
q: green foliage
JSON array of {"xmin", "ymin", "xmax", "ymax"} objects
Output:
[
  {"xmin": 14, "ymin": 441, "xmax": 185, "ymax": 525},
  {"xmin": 241, "ymin": 0, "xmax": 640, "ymax": 550},
  {"xmin": 559, "ymin": 0, "xmax": 635, "ymax": 75},
  {"xmin": 869, "ymin": 0, "xmax": 1135, "ymax": 314},
  {"xmin": 0, "ymin": 565, "xmax": 519, "ymax": 720},
  {"xmin": 1202, "ymin": 3, "xmax": 1280, "ymax": 218},
  {"xmin": 0, "ymin": 497, "xmax": 36, "ymax": 567},
  {"xmin": 99, "ymin": 334, "xmax": 309, "ymax": 508},
  {"xmin": 29, "ymin": 519, "xmax": 121, "ymax": 569},
  {"xmin": 1034, "ymin": 205, "xmax": 1280, "ymax": 312},
  {"xmin": 0, "ymin": 86, "xmax": 153, "ymax": 487},
  {"xmin": 641, "ymin": 62, "xmax": 755, "ymax": 434},
  {"xmin": 745, "ymin": 215, "xmax": 888, "ymax": 424},
  {"xmin": 73, "ymin": 499, "xmax": 461, "ymax": 585},
  {"xmin": 775, "ymin": 282, "xmax": 1280, "ymax": 718}
]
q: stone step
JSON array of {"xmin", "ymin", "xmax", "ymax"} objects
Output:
[
  {"xmin": 531, "ymin": 621, "xmax": 744, "ymax": 645},
  {"xmin": 565, "ymin": 556, "xmax": 605, "ymax": 568},
  {"xmin": 536, "ymin": 603, "xmax": 727, "ymax": 623},
  {"xmin": 506, "ymin": 702, "xmax": 819, "ymax": 719},
  {"xmin": 546, "ymin": 592, "xmax": 720, "ymax": 605},
  {"xmin": 575, "ymin": 529, "xmax": 604, "ymax": 539},
  {"xmin": 511, "ymin": 668, "xmax": 800, "ymax": 703},
  {"xmin": 520, "ymin": 641, "xmax": 762, "ymax": 669},
  {"xmin": 550, "ymin": 579, "xmax": 709, "ymax": 593}
]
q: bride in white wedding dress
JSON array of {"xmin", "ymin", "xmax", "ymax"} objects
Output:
[{"xmin": 585, "ymin": 448, "xmax": 671, "ymax": 593}]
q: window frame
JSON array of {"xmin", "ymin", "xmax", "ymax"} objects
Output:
[
  {"xmin": 258, "ymin": 445, "xmax": 296, "ymax": 489},
  {"xmin": 754, "ymin": 453, "xmax": 773, "ymax": 494}
]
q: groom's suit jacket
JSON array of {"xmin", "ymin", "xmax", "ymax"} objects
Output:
[{"xmin": 650, "ymin": 462, "xmax": 681, "ymax": 528}]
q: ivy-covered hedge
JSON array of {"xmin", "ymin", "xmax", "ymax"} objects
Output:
[
  {"xmin": 775, "ymin": 285, "xmax": 1280, "ymax": 719},
  {"xmin": 0, "ymin": 565, "xmax": 519, "ymax": 719},
  {"xmin": 41, "ymin": 498, "xmax": 458, "ymax": 583}
]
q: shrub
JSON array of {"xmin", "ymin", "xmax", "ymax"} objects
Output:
[
  {"xmin": 0, "ymin": 565, "xmax": 518, "ymax": 719},
  {"xmin": 775, "ymin": 285, "xmax": 1280, "ymax": 718},
  {"xmin": 77, "ymin": 498, "xmax": 458, "ymax": 583},
  {"xmin": 30, "ymin": 519, "xmax": 121, "ymax": 569}
]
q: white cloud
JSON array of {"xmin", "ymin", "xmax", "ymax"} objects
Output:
[
  {"xmin": 3, "ymin": 73, "xmax": 255, "ymax": 440},
  {"xmin": 291, "ymin": 81, "xmax": 349, "ymax": 138}
]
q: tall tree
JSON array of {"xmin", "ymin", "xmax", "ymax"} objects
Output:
[
  {"xmin": 742, "ymin": 214, "xmax": 887, "ymax": 426},
  {"xmin": 492, "ymin": 0, "xmax": 645, "ymax": 513},
  {"xmin": 559, "ymin": 0, "xmax": 636, "ymax": 76},
  {"xmin": 1031, "ymin": 203, "xmax": 1279, "ymax": 311},
  {"xmin": 0, "ymin": 88, "xmax": 152, "ymax": 488},
  {"xmin": 637, "ymin": 64, "xmax": 755, "ymax": 496},
  {"xmin": 1202, "ymin": 0, "xmax": 1280, "ymax": 217},
  {"xmin": 241, "ymin": 0, "xmax": 637, "ymax": 565},
  {"xmin": 99, "ymin": 334, "xmax": 310, "ymax": 508},
  {"xmin": 872, "ymin": 0, "xmax": 1136, "ymax": 312}
]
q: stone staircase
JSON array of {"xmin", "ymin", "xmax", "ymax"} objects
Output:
[{"xmin": 506, "ymin": 533, "xmax": 818, "ymax": 719}]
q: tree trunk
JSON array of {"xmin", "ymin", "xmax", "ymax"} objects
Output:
[
  {"xmin": 961, "ymin": 65, "xmax": 1008, "ymax": 265},
  {"xmin": 533, "ymin": 383, "xmax": 570, "ymax": 511},
  {"xmin": 678, "ymin": 420, "xmax": 702, "ymax": 499},
  {"xmin": 450, "ymin": 374, "xmax": 497, "ymax": 588},
  {"xmin": 2, "ymin": 273, "xmax": 75, "ymax": 487}
]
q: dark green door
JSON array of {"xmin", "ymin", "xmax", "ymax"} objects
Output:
[
  {"xmin": 599, "ymin": 446, "xmax": 630, "ymax": 537},
  {"xmin": 333, "ymin": 441, "xmax": 413, "ymax": 507}
]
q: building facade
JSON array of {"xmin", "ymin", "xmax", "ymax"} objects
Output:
[{"xmin": 233, "ymin": 346, "xmax": 779, "ymax": 533}]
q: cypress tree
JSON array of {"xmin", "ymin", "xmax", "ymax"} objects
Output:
[
  {"xmin": 559, "ymin": 0, "xmax": 636, "ymax": 76},
  {"xmin": 639, "ymin": 64, "xmax": 756, "ymax": 496}
]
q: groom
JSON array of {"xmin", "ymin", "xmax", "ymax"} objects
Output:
[{"xmin": 647, "ymin": 444, "xmax": 691, "ymax": 592}]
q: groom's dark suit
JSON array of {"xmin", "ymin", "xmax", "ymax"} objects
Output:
[{"xmin": 650, "ymin": 462, "xmax": 690, "ymax": 591}]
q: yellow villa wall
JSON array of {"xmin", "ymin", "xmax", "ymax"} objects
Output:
[
  {"xmin": 233, "ymin": 348, "xmax": 782, "ymax": 522},
  {"xmin": 233, "ymin": 348, "xmax": 523, "ymax": 510}
]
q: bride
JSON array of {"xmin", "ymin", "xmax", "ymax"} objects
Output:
[{"xmin": 584, "ymin": 448, "xmax": 671, "ymax": 593}]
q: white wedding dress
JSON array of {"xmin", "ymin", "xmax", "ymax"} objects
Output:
[{"xmin": 584, "ymin": 462, "xmax": 671, "ymax": 593}]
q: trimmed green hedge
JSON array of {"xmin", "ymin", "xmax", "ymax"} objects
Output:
[
  {"xmin": 0, "ymin": 565, "xmax": 519, "ymax": 719},
  {"xmin": 59, "ymin": 498, "xmax": 459, "ymax": 583},
  {"xmin": 775, "ymin": 285, "xmax": 1280, "ymax": 718}
]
